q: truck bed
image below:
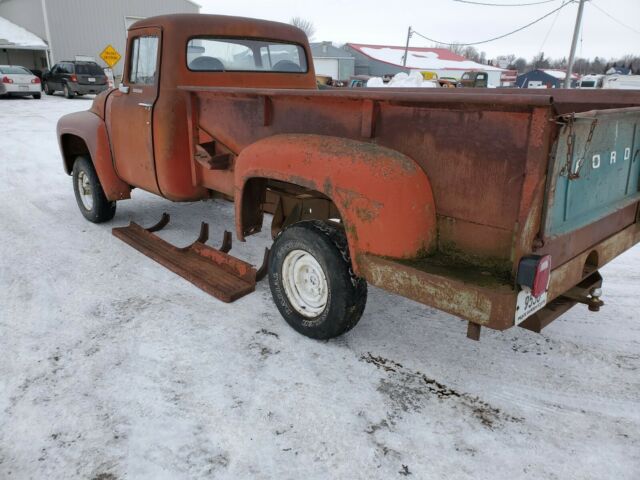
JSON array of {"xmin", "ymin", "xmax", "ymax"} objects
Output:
[{"xmin": 173, "ymin": 85, "xmax": 640, "ymax": 273}]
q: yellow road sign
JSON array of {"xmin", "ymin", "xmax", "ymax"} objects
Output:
[{"xmin": 100, "ymin": 45, "xmax": 121, "ymax": 68}]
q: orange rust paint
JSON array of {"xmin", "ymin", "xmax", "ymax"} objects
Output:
[
  {"xmin": 57, "ymin": 111, "xmax": 131, "ymax": 201},
  {"xmin": 234, "ymin": 134, "xmax": 437, "ymax": 264}
]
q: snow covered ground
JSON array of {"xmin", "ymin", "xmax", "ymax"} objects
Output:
[{"xmin": 1, "ymin": 94, "xmax": 639, "ymax": 480}]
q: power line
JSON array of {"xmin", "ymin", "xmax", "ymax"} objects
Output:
[
  {"xmin": 537, "ymin": 0, "xmax": 567, "ymax": 54},
  {"xmin": 453, "ymin": 0, "xmax": 559, "ymax": 6},
  {"xmin": 411, "ymin": 0, "xmax": 574, "ymax": 46},
  {"xmin": 589, "ymin": 1, "xmax": 640, "ymax": 35}
]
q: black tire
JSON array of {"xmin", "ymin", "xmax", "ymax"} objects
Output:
[
  {"xmin": 44, "ymin": 82, "xmax": 54, "ymax": 95},
  {"xmin": 33, "ymin": 93, "xmax": 41, "ymax": 99},
  {"xmin": 268, "ymin": 220, "xmax": 367, "ymax": 339},
  {"xmin": 63, "ymin": 83, "xmax": 73, "ymax": 99},
  {"xmin": 72, "ymin": 156, "xmax": 116, "ymax": 223}
]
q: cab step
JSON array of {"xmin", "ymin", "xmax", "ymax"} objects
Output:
[{"xmin": 112, "ymin": 213, "xmax": 268, "ymax": 303}]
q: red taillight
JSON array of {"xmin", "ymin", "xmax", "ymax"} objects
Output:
[
  {"xmin": 517, "ymin": 254, "xmax": 551, "ymax": 298},
  {"xmin": 70, "ymin": 74, "xmax": 77, "ymax": 82},
  {"xmin": 2, "ymin": 76, "xmax": 13, "ymax": 84},
  {"xmin": 31, "ymin": 77, "xmax": 41, "ymax": 84}
]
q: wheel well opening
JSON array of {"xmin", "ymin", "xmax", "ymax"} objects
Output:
[
  {"xmin": 241, "ymin": 178, "xmax": 342, "ymax": 239},
  {"xmin": 583, "ymin": 250, "xmax": 599, "ymax": 276},
  {"xmin": 61, "ymin": 134, "xmax": 90, "ymax": 174}
]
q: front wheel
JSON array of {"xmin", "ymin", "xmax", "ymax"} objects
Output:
[
  {"xmin": 268, "ymin": 220, "xmax": 367, "ymax": 339},
  {"xmin": 43, "ymin": 82, "xmax": 54, "ymax": 95},
  {"xmin": 72, "ymin": 156, "xmax": 116, "ymax": 223}
]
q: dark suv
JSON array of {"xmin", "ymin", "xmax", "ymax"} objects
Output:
[{"xmin": 43, "ymin": 61, "xmax": 109, "ymax": 98}]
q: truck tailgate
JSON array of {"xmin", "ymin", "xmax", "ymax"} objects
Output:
[{"xmin": 544, "ymin": 107, "xmax": 640, "ymax": 238}]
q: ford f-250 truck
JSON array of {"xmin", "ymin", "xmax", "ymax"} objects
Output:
[{"xmin": 57, "ymin": 14, "xmax": 640, "ymax": 340}]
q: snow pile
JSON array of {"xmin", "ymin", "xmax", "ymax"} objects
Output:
[
  {"xmin": 358, "ymin": 45, "xmax": 504, "ymax": 71},
  {"xmin": 0, "ymin": 16, "xmax": 47, "ymax": 49},
  {"xmin": 367, "ymin": 71, "xmax": 439, "ymax": 88},
  {"xmin": 541, "ymin": 69, "xmax": 579, "ymax": 80}
]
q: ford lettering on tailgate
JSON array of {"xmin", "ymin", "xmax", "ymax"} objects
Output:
[{"xmin": 545, "ymin": 107, "xmax": 640, "ymax": 237}]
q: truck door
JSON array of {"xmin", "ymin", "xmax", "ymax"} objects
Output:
[{"xmin": 107, "ymin": 27, "xmax": 161, "ymax": 194}]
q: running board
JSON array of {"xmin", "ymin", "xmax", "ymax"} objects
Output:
[{"xmin": 112, "ymin": 213, "xmax": 269, "ymax": 303}]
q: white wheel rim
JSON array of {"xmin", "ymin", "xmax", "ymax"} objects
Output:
[
  {"xmin": 281, "ymin": 249, "xmax": 328, "ymax": 317},
  {"xmin": 77, "ymin": 171, "xmax": 93, "ymax": 210}
]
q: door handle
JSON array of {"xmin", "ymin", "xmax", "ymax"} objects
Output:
[{"xmin": 138, "ymin": 102, "xmax": 153, "ymax": 110}]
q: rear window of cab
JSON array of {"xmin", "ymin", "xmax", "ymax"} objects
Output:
[{"xmin": 187, "ymin": 37, "xmax": 307, "ymax": 73}]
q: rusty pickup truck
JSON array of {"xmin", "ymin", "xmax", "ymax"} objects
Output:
[{"xmin": 57, "ymin": 14, "xmax": 640, "ymax": 340}]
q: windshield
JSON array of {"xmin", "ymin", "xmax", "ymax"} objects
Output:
[
  {"xmin": 187, "ymin": 38, "xmax": 307, "ymax": 73},
  {"xmin": 0, "ymin": 66, "xmax": 32, "ymax": 75},
  {"xmin": 75, "ymin": 63, "xmax": 105, "ymax": 75}
]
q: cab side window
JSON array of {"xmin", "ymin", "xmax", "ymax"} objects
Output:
[{"xmin": 129, "ymin": 36, "xmax": 159, "ymax": 85}]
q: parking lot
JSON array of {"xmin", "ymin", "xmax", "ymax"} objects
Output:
[{"xmin": 1, "ymin": 94, "xmax": 639, "ymax": 479}]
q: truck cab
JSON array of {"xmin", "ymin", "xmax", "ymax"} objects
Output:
[{"xmin": 457, "ymin": 71, "xmax": 489, "ymax": 88}]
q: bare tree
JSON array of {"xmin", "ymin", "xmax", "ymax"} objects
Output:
[
  {"xmin": 433, "ymin": 42, "xmax": 465, "ymax": 56},
  {"xmin": 512, "ymin": 57, "xmax": 527, "ymax": 73},
  {"xmin": 500, "ymin": 54, "xmax": 516, "ymax": 67},
  {"xmin": 290, "ymin": 17, "xmax": 315, "ymax": 40},
  {"xmin": 531, "ymin": 52, "xmax": 550, "ymax": 70},
  {"xmin": 462, "ymin": 46, "xmax": 480, "ymax": 63}
]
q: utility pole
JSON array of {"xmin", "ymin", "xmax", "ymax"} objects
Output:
[
  {"xmin": 402, "ymin": 26, "xmax": 412, "ymax": 67},
  {"xmin": 564, "ymin": 0, "xmax": 586, "ymax": 88}
]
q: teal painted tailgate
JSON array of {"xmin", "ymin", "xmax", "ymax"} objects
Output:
[{"xmin": 546, "ymin": 107, "xmax": 640, "ymax": 237}]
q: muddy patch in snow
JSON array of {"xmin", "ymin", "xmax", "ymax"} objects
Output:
[{"xmin": 361, "ymin": 353, "xmax": 522, "ymax": 429}]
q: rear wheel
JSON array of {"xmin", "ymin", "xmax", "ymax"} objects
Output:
[
  {"xmin": 44, "ymin": 82, "xmax": 54, "ymax": 95},
  {"xmin": 72, "ymin": 156, "xmax": 116, "ymax": 223},
  {"xmin": 268, "ymin": 220, "xmax": 367, "ymax": 339},
  {"xmin": 33, "ymin": 93, "xmax": 41, "ymax": 99}
]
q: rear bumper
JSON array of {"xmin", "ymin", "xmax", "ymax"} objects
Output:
[
  {"xmin": 69, "ymin": 83, "xmax": 108, "ymax": 95},
  {"xmin": 0, "ymin": 84, "xmax": 40, "ymax": 95},
  {"xmin": 358, "ymin": 219, "xmax": 640, "ymax": 331}
]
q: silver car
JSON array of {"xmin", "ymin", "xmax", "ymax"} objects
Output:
[{"xmin": 0, "ymin": 65, "xmax": 42, "ymax": 99}]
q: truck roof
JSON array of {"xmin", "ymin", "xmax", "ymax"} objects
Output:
[{"xmin": 129, "ymin": 13, "xmax": 309, "ymax": 46}]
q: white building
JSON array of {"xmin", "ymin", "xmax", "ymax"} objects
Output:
[
  {"xmin": 0, "ymin": 15, "xmax": 48, "ymax": 70},
  {"xmin": 0, "ymin": 0, "xmax": 199, "ymax": 76}
]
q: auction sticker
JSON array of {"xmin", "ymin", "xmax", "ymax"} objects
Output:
[{"xmin": 515, "ymin": 287, "xmax": 547, "ymax": 324}]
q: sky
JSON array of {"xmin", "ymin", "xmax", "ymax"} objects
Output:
[{"xmin": 197, "ymin": 0, "xmax": 640, "ymax": 62}]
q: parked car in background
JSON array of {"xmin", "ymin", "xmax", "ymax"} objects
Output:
[
  {"xmin": 42, "ymin": 61, "xmax": 109, "ymax": 98},
  {"xmin": 349, "ymin": 75, "xmax": 372, "ymax": 88},
  {"xmin": 578, "ymin": 74, "xmax": 605, "ymax": 89},
  {"xmin": 0, "ymin": 65, "xmax": 41, "ymax": 99},
  {"xmin": 438, "ymin": 76, "xmax": 458, "ymax": 88},
  {"xmin": 457, "ymin": 71, "xmax": 489, "ymax": 88},
  {"xmin": 419, "ymin": 71, "xmax": 458, "ymax": 88}
]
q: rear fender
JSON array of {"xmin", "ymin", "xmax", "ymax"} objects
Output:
[
  {"xmin": 57, "ymin": 110, "xmax": 130, "ymax": 201},
  {"xmin": 235, "ymin": 134, "xmax": 437, "ymax": 273}
]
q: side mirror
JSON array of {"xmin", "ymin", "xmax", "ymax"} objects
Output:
[{"xmin": 118, "ymin": 83, "xmax": 129, "ymax": 94}]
